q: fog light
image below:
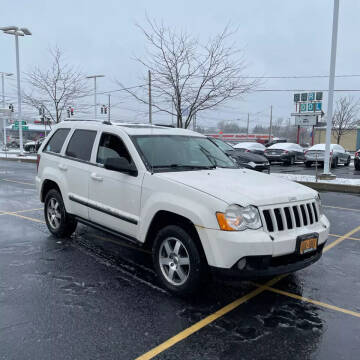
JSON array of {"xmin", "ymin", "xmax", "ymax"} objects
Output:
[{"xmin": 237, "ymin": 258, "xmax": 247, "ymax": 270}]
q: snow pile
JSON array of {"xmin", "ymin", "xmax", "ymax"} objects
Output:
[
  {"xmin": 271, "ymin": 173, "xmax": 360, "ymax": 186},
  {"xmin": 0, "ymin": 151, "xmax": 37, "ymax": 160}
]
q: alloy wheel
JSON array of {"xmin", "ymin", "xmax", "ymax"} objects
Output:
[
  {"xmin": 47, "ymin": 198, "xmax": 61, "ymax": 230},
  {"xmin": 159, "ymin": 237, "xmax": 190, "ymax": 286}
]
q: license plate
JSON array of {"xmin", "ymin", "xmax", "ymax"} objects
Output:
[{"xmin": 299, "ymin": 237, "xmax": 318, "ymax": 254}]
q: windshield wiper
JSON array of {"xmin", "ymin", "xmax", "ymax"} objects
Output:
[
  {"xmin": 199, "ymin": 146, "xmax": 218, "ymax": 168},
  {"xmin": 153, "ymin": 164, "xmax": 216, "ymax": 170}
]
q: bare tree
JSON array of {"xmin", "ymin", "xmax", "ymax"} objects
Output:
[
  {"xmin": 23, "ymin": 47, "xmax": 89, "ymax": 123},
  {"xmin": 119, "ymin": 17, "xmax": 257, "ymax": 128},
  {"xmin": 332, "ymin": 97, "xmax": 360, "ymax": 144}
]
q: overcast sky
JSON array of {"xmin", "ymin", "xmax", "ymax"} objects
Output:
[{"xmin": 1, "ymin": 0, "xmax": 360, "ymax": 130}]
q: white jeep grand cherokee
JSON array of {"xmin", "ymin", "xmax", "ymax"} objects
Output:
[{"xmin": 36, "ymin": 120, "xmax": 329, "ymax": 295}]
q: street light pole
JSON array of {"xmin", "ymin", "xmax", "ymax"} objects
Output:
[
  {"xmin": 323, "ymin": 0, "xmax": 339, "ymax": 177},
  {"xmin": 0, "ymin": 26, "xmax": 31, "ymax": 156},
  {"xmin": 1, "ymin": 72, "xmax": 13, "ymax": 149},
  {"xmin": 86, "ymin": 75, "xmax": 105, "ymax": 120}
]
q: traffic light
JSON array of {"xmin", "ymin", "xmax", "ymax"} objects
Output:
[
  {"xmin": 70, "ymin": 107, "xmax": 74, "ymax": 116},
  {"xmin": 104, "ymin": 106, "xmax": 107, "ymax": 114},
  {"xmin": 101, "ymin": 105, "xmax": 104, "ymax": 114},
  {"xmin": 9, "ymin": 104, "xmax": 14, "ymax": 112},
  {"xmin": 67, "ymin": 109, "xmax": 70, "ymax": 117}
]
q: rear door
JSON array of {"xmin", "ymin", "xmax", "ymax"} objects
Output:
[
  {"xmin": 63, "ymin": 128, "xmax": 97, "ymax": 220},
  {"xmin": 88, "ymin": 131, "xmax": 143, "ymax": 239}
]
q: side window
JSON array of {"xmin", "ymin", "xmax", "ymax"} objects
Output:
[
  {"xmin": 44, "ymin": 128, "xmax": 70, "ymax": 154},
  {"xmin": 65, "ymin": 129, "xmax": 97, "ymax": 161},
  {"xmin": 96, "ymin": 133, "xmax": 132, "ymax": 165}
]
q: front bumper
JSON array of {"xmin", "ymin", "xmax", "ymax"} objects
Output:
[
  {"xmin": 210, "ymin": 242, "xmax": 325, "ymax": 279},
  {"xmin": 196, "ymin": 214, "xmax": 329, "ymax": 271}
]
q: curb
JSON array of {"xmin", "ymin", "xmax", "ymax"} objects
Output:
[
  {"xmin": 0, "ymin": 156, "xmax": 37, "ymax": 164},
  {"xmin": 297, "ymin": 181, "xmax": 360, "ymax": 194}
]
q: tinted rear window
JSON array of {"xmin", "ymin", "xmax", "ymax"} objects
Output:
[
  {"xmin": 65, "ymin": 129, "xmax": 97, "ymax": 161},
  {"xmin": 45, "ymin": 128, "xmax": 70, "ymax": 153}
]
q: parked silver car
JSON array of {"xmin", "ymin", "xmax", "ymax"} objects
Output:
[{"xmin": 304, "ymin": 144, "xmax": 351, "ymax": 168}]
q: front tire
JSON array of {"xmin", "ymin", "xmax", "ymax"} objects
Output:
[
  {"xmin": 153, "ymin": 225, "xmax": 205, "ymax": 295},
  {"xmin": 344, "ymin": 157, "xmax": 351, "ymax": 166},
  {"xmin": 44, "ymin": 189, "xmax": 77, "ymax": 238}
]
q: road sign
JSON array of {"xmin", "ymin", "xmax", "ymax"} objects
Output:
[
  {"xmin": 308, "ymin": 103, "xmax": 314, "ymax": 111},
  {"xmin": 294, "ymin": 115, "xmax": 317, "ymax": 126},
  {"xmin": 316, "ymin": 92, "xmax": 323, "ymax": 100},
  {"xmin": 315, "ymin": 102, "xmax": 322, "ymax": 111},
  {"xmin": 294, "ymin": 93, "xmax": 300, "ymax": 102},
  {"xmin": 308, "ymin": 92, "xmax": 315, "ymax": 101},
  {"xmin": 301, "ymin": 93, "xmax": 308, "ymax": 101},
  {"xmin": 300, "ymin": 103, "xmax": 307, "ymax": 112}
]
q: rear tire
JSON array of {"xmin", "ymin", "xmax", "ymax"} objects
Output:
[
  {"xmin": 44, "ymin": 189, "xmax": 77, "ymax": 238},
  {"xmin": 331, "ymin": 157, "xmax": 338, "ymax": 168},
  {"xmin": 355, "ymin": 161, "xmax": 360, "ymax": 171},
  {"xmin": 153, "ymin": 224, "xmax": 205, "ymax": 296}
]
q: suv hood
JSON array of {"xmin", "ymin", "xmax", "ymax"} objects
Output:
[{"xmin": 158, "ymin": 168, "xmax": 316, "ymax": 206}]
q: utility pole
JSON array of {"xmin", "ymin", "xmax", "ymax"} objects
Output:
[
  {"xmin": 323, "ymin": 0, "xmax": 339, "ymax": 178},
  {"xmin": 148, "ymin": 70, "xmax": 152, "ymax": 124},
  {"xmin": 108, "ymin": 94, "xmax": 111, "ymax": 122},
  {"xmin": 269, "ymin": 105, "xmax": 273, "ymax": 142},
  {"xmin": 1, "ymin": 73, "xmax": 12, "ymax": 148},
  {"xmin": 247, "ymin": 113, "xmax": 250, "ymax": 140},
  {"xmin": 86, "ymin": 75, "xmax": 105, "ymax": 120}
]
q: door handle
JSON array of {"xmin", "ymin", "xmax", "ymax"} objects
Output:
[
  {"xmin": 91, "ymin": 172, "xmax": 103, "ymax": 182},
  {"xmin": 58, "ymin": 163, "xmax": 67, "ymax": 171}
]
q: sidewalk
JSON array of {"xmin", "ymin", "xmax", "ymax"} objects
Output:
[
  {"xmin": 0, "ymin": 150, "xmax": 37, "ymax": 163},
  {"xmin": 272, "ymin": 173, "xmax": 360, "ymax": 194}
]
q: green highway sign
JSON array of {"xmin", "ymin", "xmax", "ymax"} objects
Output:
[
  {"xmin": 316, "ymin": 92, "xmax": 323, "ymax": 100},
  {"xmin": 294, "ymin": 93, "xmax": 300, "ymax": 102},
  {"xmin": 308, "ymin": 92, "xmax": 315, "ymax": 101},
  {"xmin": 308, "ymin": 103, "xmax": 314, "ymax": 111},
  {"xmin": 300, "ymin": 103, "xmax": 307, "ymax": 112},
  {"xmin": 301, "ymin": 93, "xmax": 308, "ymax": 101}
]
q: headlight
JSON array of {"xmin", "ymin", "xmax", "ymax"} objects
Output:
[
  {"xmin": 315, "ymin": 194, "xmax": 323, "ymax": 216},
  {"xmin": 247, "ymin": 161, "xmax": 256, "ymax": 168},
  {"xmin": 216, "ymin": 204, "xmax": 262, "ymax": 231}
]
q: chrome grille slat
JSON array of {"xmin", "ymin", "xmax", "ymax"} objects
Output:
[{"xmin": 261, "ymin": 200, "xmax": 319, "ymax": 233}]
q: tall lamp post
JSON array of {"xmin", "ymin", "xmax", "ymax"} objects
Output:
[
  {"xmin": 0, "ymin": 26, "xmax": 31, "ymax": 156},
  {"xmin": 1, "ymin": 72, "xmax": 14, "ymax": 148},
  {"xmin": 86, "ymin": 75, "xmax": 105, "ymax": 119},
  {"xmin": 322, "ymin": 0, "xmax": 339, "ymax": 178}
]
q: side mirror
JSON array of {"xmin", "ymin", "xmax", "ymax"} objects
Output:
[{"xmin": 104, "ymin": 157, "xmax": 138, "ymax": 176}]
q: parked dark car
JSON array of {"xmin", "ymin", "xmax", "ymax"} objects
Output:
[
  {"xmin": 233, "ymin": 141, "xmax": 266, "ymax": 155},
  {"xmin": 264, "ymin": 143, "xmax": 305, "ymax": 165},
  {"xmin": 24, "ymin": 138, "xmax": 45, "ymax": 153},
  {"xmin": 265, "ymin": 138, "xmax": 287, "ymax": 148},
  {"xmin": 208, "ymin": 137, "xmax": 270, "ymax": 172},
  {"xmin": 354, "ymin": 149, "xmax": 359, "ymax": 170}
]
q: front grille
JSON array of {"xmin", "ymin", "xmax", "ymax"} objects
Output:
[{"xmin": 262, "ymin": 201, "xmax": 319, "ymax": 233}]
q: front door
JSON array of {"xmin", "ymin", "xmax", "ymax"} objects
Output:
[{"xmin": 88, "ymin": 132, "xmax": 143, "ymax": 239}]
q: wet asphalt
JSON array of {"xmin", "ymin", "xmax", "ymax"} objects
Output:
[{"xmin": 0, "ymin": 161, "xmax": 359, "ymax": 360}]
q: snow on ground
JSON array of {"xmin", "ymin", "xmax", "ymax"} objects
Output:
[
  {"xmin": 0, "ymin": 151, "xmax": 36, "ymax": 160},
  {"xmin": 272, "ymin": 173, "xmax": 360, "ymax": 186}
]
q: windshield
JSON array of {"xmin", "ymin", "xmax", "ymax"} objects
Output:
[
  {"xmin": 210, "ymin": 137, "xmax": 234, "ymax": 152},
  {"xmin": 133, "ymin": 135, "xmax": 236, "ymax": 171}
]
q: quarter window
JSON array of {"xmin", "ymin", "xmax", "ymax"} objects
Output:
[
  {"xmin": 65, "ymin": 129, "xmax": 97, "ymax": 161},
  {"xmin": 97, "ymin": 133, "xmax": 132, "ymax": 165},
  {"xmin": 44, "ymin": 128, "xmax": 70, "ymax": 154}
]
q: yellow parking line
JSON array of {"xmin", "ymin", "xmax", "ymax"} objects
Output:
[
  {"xmin": 257, "ymin": 284, "xmax": 360, "ymax": 318},
  {"xmin": 0, "ymin": 178, "xmax": 34, "ymax": 186},
  {"xmin": 0, "ymin": 208, "xmax": 42, "ymax": 216},
  {"xmin": 323, "ymin": 225, "xmax": 360, "ymax": 252},
  {"xmin": 135, "ymin": 276, "xmax": 285, "ymax": 360},
  {"xmin": 324, "ymin": 205, "xmax": 360, "ymax": 213},
  {"xmin": 329, "ymin": 233, "xmax": 360, "ymax": 241},
  {"xmin": 135, "ymin": 224, "xmax": 360, "ymax": 360},
  {"xmin": 0, "ymin": 212, "xmax": 45, "ymax": 224}
]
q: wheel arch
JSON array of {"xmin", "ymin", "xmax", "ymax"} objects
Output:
[
  {"xmin": 40, "ymin": 179, "xmax": 62, "ymax": 203},
  {"xmin": 143, "ymin": 210, "xmax": 208, "ymax": 264}
]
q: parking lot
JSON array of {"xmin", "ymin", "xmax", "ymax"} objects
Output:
[
  {"xmin": 1, "ymin": 161, "xmax": 360, "ymax": 360},
  {"xmin": 272, "ymin": 161, "xmax": 360, "ymax": 179}
]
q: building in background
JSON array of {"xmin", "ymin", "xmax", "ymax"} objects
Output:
[{"xmin": 313, "ymin": 127, "xmax": 360, "ymax": 151}]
